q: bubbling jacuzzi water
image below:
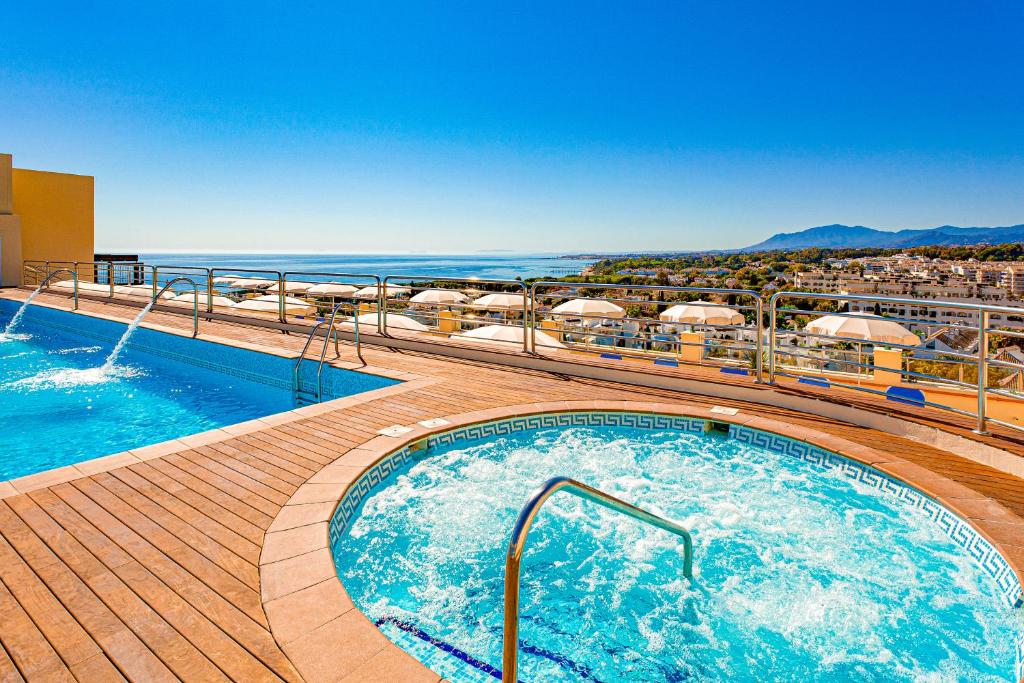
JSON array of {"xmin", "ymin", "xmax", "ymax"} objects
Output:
[{"xmin": 333, "ymin": 423, "xmax": 1022, "ymax": 682}]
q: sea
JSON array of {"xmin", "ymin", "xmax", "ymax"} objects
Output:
[{"xmin": 138, "ymin": 253, "xmax": 593, "ymax": 280}]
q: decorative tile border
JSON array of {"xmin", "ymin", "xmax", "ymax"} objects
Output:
[
  {"xmin": 25, "ymin": 307, "xmax": 393, "ymax": 400},
  {"xmin": 729, "ymin": 425, "xmax": 1023, "ymax": 609},
  {"xmin": 327, "ymin": 409, "xmax": 1024, "ymax": 682}
]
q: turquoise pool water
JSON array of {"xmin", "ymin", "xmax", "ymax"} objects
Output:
[
  {"xmin": 333, "ymin": 417, "xmax": 1023, "ymax": 682},
  {"xmin": 0, "ymin": 299, "xmax": 397, "ymax": 480}
]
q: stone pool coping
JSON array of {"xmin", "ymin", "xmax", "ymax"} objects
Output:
[
  {"xmin": 262, "ymin": 399, "xmax": 1024, "ymax": 683},
  {"xmin": 0, "ymin": 297, "xmax": 440, "ymax": 497}
]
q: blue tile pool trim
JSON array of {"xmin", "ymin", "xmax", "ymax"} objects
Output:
[
  {"xmin": 329, "ymin": 410, "xmax": 1024, "ymax": 682},
  {"xmin": 5, "ymin": 300, "xmax": 398, "ymax": 401}
]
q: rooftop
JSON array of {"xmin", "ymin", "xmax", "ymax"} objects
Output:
[{"xmin": 2, "ymin": 287, "xmax": 1024, "ymax": 680}]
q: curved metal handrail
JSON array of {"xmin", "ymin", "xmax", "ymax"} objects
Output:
[
  {"xmin": 152, "ymin": 277, "xmax": 200, "ymax": 337},
  {"xmin": 292, "ymin": 302, "xmax": 363, "ymax": 403},
  {"xmin": 293, "ymin": 321, "xmax": 336, "ymax": 400},
  {"xmin": 33, "ymin": 268, "xmax": 80, "ymax": 310},
  {"xmin": 501, "ymin": 476, "xmax": 694, "ymax": 682}
]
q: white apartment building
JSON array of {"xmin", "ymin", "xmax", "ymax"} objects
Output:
[
  {"xmin": 1004, "ymin": 266, "xmax": 1024, "ymax": 296},
  {"xmin": 795, "ymin": 264, "xmax": 1024, "ymax": 331}
]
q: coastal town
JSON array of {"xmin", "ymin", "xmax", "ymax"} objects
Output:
[{"xmin": 582, "ymin": 244, "xmax": 1024, "ymax": 322}]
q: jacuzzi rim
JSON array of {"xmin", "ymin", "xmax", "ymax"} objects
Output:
[{"xmin": 262, "ymin": 401, "xmax": 1024, "ymax": 683}]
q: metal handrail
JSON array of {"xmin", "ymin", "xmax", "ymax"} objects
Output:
[
  {"xmin": 153, "ymin": 265, "xmax": 212, "ymax": 312},
  {"xmin": 768, "ymin": 291, "xmax": 1024, "ymax": 434},
  {"xmin": 382, "ymin": 275, "xmax": 528, "ymax": 346},
  {"xmin": 152, "ymin": 277, "xmax": 200, "ymax": 337},
  {"xmin": 501, "ymin": 476, "xmax": 694, "ymax": 682},
  {"xmin": 530, "ymin": 281, "xmax": 764, "ymax": 380},
  {"xmin": 18, "ymin": 258, "xmax": 1024, "ymax": 433},
  {"xmin": 292, "ymin": 302, "xmax": 363, "ymax": 403},
  {"xmin": 293, "ymin": 322, "xmax": 337, "ymax": 401},
  {"xmin": 209, "ymin": 267, "xmax": 285, "ymax": 321}
]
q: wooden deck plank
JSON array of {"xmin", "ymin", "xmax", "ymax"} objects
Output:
[
  {"xmin": 0, "ymin": 579, "xmax": 75, "ymax": 681},
  {"xmin": 0, "ymin": 535, "xmax": 101, "ymax": 668},
  {"xmin": 61, "ymin": 479, "xmax": 265, "ymax": 621},
  {"xmin": 124, "ymin": 463, "xmax": 266, "ymax": 546}
]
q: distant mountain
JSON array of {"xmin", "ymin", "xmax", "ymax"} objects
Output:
[{"xmin": 743, "ymin": 224, "xmax": 1024, "ymax": 251}]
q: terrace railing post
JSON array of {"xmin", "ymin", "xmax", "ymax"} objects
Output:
[
  {"xmin": 108, "ymin": 262, "xmax": 115, "ymax": 297},
  {"xmin": 767, "ymin": 294, "xmax": 779, "ymax": 384},
  {"xmin": 207, "ymin": 270, "xmax": 214, "ymax": 314},
  {"xmin": 380, "ymin": 277, "xmax": 389, "ymax": 336},
  {"xmin": 529, "ymin": 282, "xmax": 538, "ymax": 354},
  {"xmin": 522, "ymin": 283, "xmax": 530, "ymax": 354},
  {"xmin": 278, "ymin": 273, "xmax": 286, "ymax": 324},
  {"xmin": 754, "ymin": 297, "xmax": 764, "ymax": 383},
  {"xmin": 975, "ymin": 308, "xmax": 989, "ymax": 435}
]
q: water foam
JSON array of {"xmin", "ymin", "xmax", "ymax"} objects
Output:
[{"xmin": 5, "ymin": 364, "xmax": 141, "ymax": 390}]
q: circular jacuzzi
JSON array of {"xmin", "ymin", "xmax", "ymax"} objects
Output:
[{"xmin": 329, "ymin": 412, "xmax": 1023, "ymax": 681}]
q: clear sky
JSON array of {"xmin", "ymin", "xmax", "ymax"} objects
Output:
[{"xmin": 2, "ymin": 1, "xmax": 1022, "ymax": 253}]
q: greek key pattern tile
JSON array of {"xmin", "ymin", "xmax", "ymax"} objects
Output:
[{"xmin": 731, "ymin": 424, "xmax": 1023, "ymax": 609}]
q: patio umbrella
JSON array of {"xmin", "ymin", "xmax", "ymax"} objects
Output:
[
  {"xmin": 471, "ymin": 293, "xmax": 531, "ymax": 311},
  {"xmin": 267, "ymin": 281, "xmax": 316, "ymax": 294},
  {"xmin": 231, "ymin": 295, "xmax": 315, "ymax": 316},
  {"xmin": 409, "ymin": 289, "xmax": 469, "ymax": 305},
  {"xmin": 211, "ymin": 276, "xmax": 239, "ymax": 285},
  {"xmin": 347, "ymin": 312, "xmax": 428, "ymax": 331},
  {"xmin": 230, "ymin": 278, "xmax": 276, "ymax": 289},
  {"xmin": 550, "ymin": 298, "xmax": 625, "ymax": 319},
  {"xmin": 306, "ymin": 282, "xmax": 359, "ymax": 296},
  {"xmin": 805, "ymin": 314, "xmax": 919, "ymax": 346},
  {"xmin": 53, "ymin": 280, "xmax": 111, "ymax": 293},
  {"xmin": 660, "ymin": 301, "xmax": 744, "ymax": 326},
  {"xmin": 353, "ymin": 284, "xmax": 412, "ymax": 300},
  {"xmin": 455, "ymin": 325, "xmax": 565, "ymax": 350},
  {"xmin": 114, "ymin": 284, "xmax": 176, "ymax": 299},
  {"xmin": 169, "ymin": 292, "xmax": 235, "ymax": 310}
]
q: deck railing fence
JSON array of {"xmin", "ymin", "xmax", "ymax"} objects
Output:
[{"xmin": 18, "ymin": 260, "xmax": 1024, "ymax": 434}]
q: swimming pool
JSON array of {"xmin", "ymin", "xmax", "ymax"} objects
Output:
[
  {"xmin": 331, "ymin": 413, "xmax": 1024, "ymax": 682},
  {"xmin": 0, "ymin": 299, "xmax": 398, "ymax": 481}
]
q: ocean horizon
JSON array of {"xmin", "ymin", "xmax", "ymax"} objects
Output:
[{"xmin": 136, "ymin": 252, "xmax": 592, "ymax": 280}]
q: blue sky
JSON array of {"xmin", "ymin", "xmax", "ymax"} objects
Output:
[{"xmin": 2, "ymin": 1, "xmax": 1022, "ymax": 253}]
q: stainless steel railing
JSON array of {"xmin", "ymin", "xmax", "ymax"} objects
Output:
[
  {"xmin": 18, "ymin": 260, "xmax": 1024, "ymax": 434},
  {"xmin": 501, "ymin": 476, "xmax": 694, "ymax": 682},
  {"xmin": 292, "ymin": 301, "xmax": 363, "ymax": 403},
  {"xmin": 282, "ymin": 271, "xmax": 380, "ymax": 326},
  {"xmin": 380, "ymin": 275, "xmax": 529, "ymax": 346},
  {"xmin": 769, "ymin": 291, "xmax": 1024, "ymax": 434},
  {"xmin": 530, "ymin": 281, "xmax": 764, "ymax": 380}
]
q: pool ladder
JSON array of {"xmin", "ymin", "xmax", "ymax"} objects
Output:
[
  {"xmin": 501, "ymin": 477, "xmax": 694, "ymax": 683},
  {"xmin": 293, "ymin": 302, "xmax": 362, "ymax": 405}
]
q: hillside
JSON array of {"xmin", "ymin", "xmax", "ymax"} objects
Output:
[{"xmin": 743, "ymin": 224, "xmax": 1024, "ymax": 251}]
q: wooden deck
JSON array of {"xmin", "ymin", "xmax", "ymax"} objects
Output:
[{"xmin": 3, "ymin": 289, "xmax": 1024, "ymax": 681}]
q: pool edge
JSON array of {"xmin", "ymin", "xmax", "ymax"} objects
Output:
[
  {"xmin": 265, "ymin": 400, "xmax": 1024, "ymax": 683},
  {"xmin": 0, "ymin": 299, "xmax": 441, "ymax": 496}
]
